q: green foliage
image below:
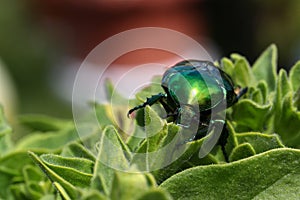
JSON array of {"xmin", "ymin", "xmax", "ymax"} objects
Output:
[
  {"xmin": 0, "ymin": 44, "xmax": 300, "ymax": 199},
  {"xmin": 222, "ymin": 45, "xmax": 300, "ymax": 148},
  {"xmin": 160, "ymin": 148, "xmax": 300, "ymax": 200}
]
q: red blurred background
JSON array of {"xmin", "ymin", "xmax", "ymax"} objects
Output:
[{"xmin": 0, "ymin": 0, "xmax": 300, "ymax": 118}]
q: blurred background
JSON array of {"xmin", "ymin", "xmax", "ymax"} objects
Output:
[{"xmin": 0, "ymin": 0, "xmax": 300, "ymax": 120}]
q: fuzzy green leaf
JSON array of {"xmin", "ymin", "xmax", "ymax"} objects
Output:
[
  {"xmin": 152, "ymin": 131, "xmax": 216, "ymax": 184},
  {"xmin": 0, "ymin": 106, "xmax": 11, "ymax": 137},
  {"xmin": 39, "ymin": 194, "xmax": 56, "ymax": 200},
  {"xmin": 94, "ymin": 103, "xmax": 114, "ymax": 128},
  {"xmin": 110, "ymin": 171, "xmax": 155, "ymax": 200},
  {"xmin": 231, "ymin": 99, "xmax": 271, "ymax": 131},
  {"xmin": 126, "ymin": 125, "xmax": 145, "ymax": 152},
  {"xmin": 78, "ymin": 188, "xmax": 108, "ymax": 200},
  {"xmin": 61, "ymin": 142, "xmax": 96, "ymax": 162},
  {"xmin": 53, "ymin": 182, "xmax": 72, "ymax": 200},
  {"xmin": 32, "ymin": 154, "xmax": 94, "ymax": 194},
  {"xmin": 131, "ymin": 106, "xmax": 168, "ymax": 171},
  {"xmin": 236, "ymin": 132, "xmax": 284, "ymax": 154},
  {"xmin": 29, "ymin": 151, "xmax": 79, "ymax": 199},
  {"xmin": 0, "ymin": 106, "xmax": 12, "ymax": 156},
  {"xmin": 105, "ymin": 80, "xmax": 128, "ymax": 105},
  {"xmin": 232, "ymin": 57, "xmax": 255, "ymax": 88},
  {"xmin": 91, "ymin": 126, "xmax": 130, "ymax": 195},
  {"xmin": 0, "ymin": 151, "xmax": 43, "ymax": 199},
  {"xmin": 15, "ymin": 127, "xmax": 79, "ymax": 151},
  {"xmin": 20, "ymin": 165, "xmax": 53, "ymax": 199},
  {"xmin": 221, "ymin": 57, "xmax": 234, "ymax": 77},
  {"xmin": 0, "ymin": 150, "xmax": 45, "ymax": 176},
  {"xmin": 143, "ymin": 106, "xmax": 165, "ymax": 141},
  {"xmin": 230, "ymin": 53, "xmax": 244, "ymax": 62},
  {"xmin": 251, "ymin": 89, "xmax": 264, "ymax": 104},
  {"xmin": 19, "ymin": 114, "xmax": 70, "ymax": 132},
  {"xmin": 290, "ymin": 61, "xmax": 300, "ymax": 91},
  {"xmin": 252, "ymin": 44, "xmax": 277, "ymax": 91},
  {"xmin": 224, "ymin": 122, "xmax": 238, "ymax": 156},
  {"xmin": 229, "ymin": 143, "xmax": 256, "ymax": 162},
  {"xmin": 277, "ymin": 69, "xmax": 292, "ymax": 100},
  {"xmin": 160, "ymin": 148, "xmax": 300, "ymax": 200},
  {"xmin": 274, "ymin": 93, "xmax": 300, "ymax": 148},
  {"xmin": 136, "ymin": 188, "xmax": 173, "ymax": 200},
  {"xmin": 256, "ymin": 81, "xmax": 268, "ymax": 103}
]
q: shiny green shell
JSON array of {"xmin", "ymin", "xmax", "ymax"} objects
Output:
[{"xmin": 161, "ymin": 60, "xmax": 237, "ymax": 112}]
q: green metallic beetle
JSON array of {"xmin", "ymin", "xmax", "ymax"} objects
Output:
[{"xmin": 128, "ymin": 60, "xmax": 247, "ymax": 144}]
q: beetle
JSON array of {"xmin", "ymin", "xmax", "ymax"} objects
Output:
[{"xmin": 128, "ymin": 60, "xmax": 247, "ymax": 157}]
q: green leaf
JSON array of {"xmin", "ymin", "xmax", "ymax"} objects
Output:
[
  {"xmin": 94, "ymin": 103, "xmax": 114, "ymax": 128},
  {"xmin": 132, "ymin": 123, "xmax": 186, "ymax": 174},
  {"xmin": 160, "ymin": 148, "xmax": 300, "ymax": 200},
  {"xmin": 231, "ymin": 57, "xmax": 255, "ymax": 88},
  {"xmin": 225, "ymin": 124, "xmax": 284, "ymax": 162},
  {"xmin": 94, "ymin": 102, "xmax": 134, "ymax": 141},
  {"xmin": 20, "ymin": 165, "xmax": 53, "ymax": 199},
  {"xmin": 0, "ymin": 106, "xmax": 12, "ymax": 156},
  {"xmin": 256, "ymin": 81, "xmax": 268, "ymax": 103},
  {"xmin": 39, "ymin": 194, "xmax": 57, "ymax": 200},
  {"xmin": 144, "ymin": 106, "xmax": 165, "ymax": 139},
  {"xmin": 152, "ymin": 132, "xmax": 215, "ymax": 184},
  {"xmin": 53, "ymin": 182, "xmax": 72, "ymax": 200},
  {"xmin": 24, "ymin": 182, "xmax": 46, "ymax": 199},
  {"xmin": 0, "ymin": 150, "xmax": 48, "ymax": 198},
  {"xmin": 294, "ymin": 89, "xmax": 300, "ymax": 110},
  {"xmin": 39, "ymin": 154, "xmax": 94, "ymax": 187},
  {"xmin": 19, "ymin": 114, "xmax": 70, "ymax": 132},
  {"xmin": 229, "ymin": 143, "xmax": 256, "ymax": 162},
  {"xmin": 0, "ymin": 150, "xmax": 44, "ymax": 176},
  {"xmin": 271, "ymin": 69, "xmax": 293, "ymax": 136},
  {"xmin": 224, "ymin": 122, "xmax": 238, "ymax": 156},
  {"xmin": 220, "ymin": 57, "xmax": 234, "ymax": 77},
  {"xmin": 230, "ymin": 53, "xmax": 245, "ymax": 62},
  {"xmin": 131, "ymin": 106, "xmax": 168, "ymax": 171},
  {"xmin": 61, "ymin": 142, "xmax": 96, "ymax": 162},
  {"xmin": 78, "ymin": 188, "xmax": 108, "ymax": 200},
  {"xmin": 110, "ymin": 171, "xmax": 155, "ymax": 200},
  {"xmin": 104, "ymin": 79, "xmax": 128, "ymax": 105},
  {"xmin": 251, "ymin": 89, "xmax": 263, "ymax": 104},
  {"xmin": 0, "ymin": 105, "xmax": 12, "ymax": 137},
  {"xmin": 0, "ymin": 134, "xmax": 13, "ymax": 157},
  {"xmin": 15, "ymin": 127, "xmax": 79, "ymax": 151},
  {"xmin": 28, "ymin": 151, "xmax": 79, "ymax": 199},
  {"xmin": 9, "ymin": 184, "xmax": 27, "ymax": 200},
  {"xmin": 252, "ymin": 44, "xmax": 277, "ymax": 91},
  {"xmin": 277, "ymin": 69, "xmax": 292, "ymax": 100},
  {"xmin": 274, "ymin": 93, "xmax": 300, "ymax": 148},
  {"xmin": 23, "ymin": 165, "xmax": 44, "ymax": 182},
  {"xmin": 290, "ymin": 61, "xmax": 300, "ymax": 91},
  {"xmin": 126, "ymin": 125, "xmax": 145, "ymax": 152},
  {"xmin": 136, "ymin": 188, "xmax": 173, "ymax": 200},
  {"xmin": 231, "ymin": 99, "xmax": 271, "ymax": 131},
  {"xmin": 236, "ymin": 132, "xmax": 284, "ymax": 154},
  {"xmin": 91, "ymin": 126, "xmax": 130, "ymax": 195}
]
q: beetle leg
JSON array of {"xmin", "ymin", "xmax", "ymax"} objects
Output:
[
  {"xmin": 175, "ymin": 105, "xmax": 199, "ymax": 128},
  {"xmin": 210, "ymin": 119, "xmax": 229, "ymax": 162},
  {"xmin": 127, "ymin": 93, "xmax": 167, "ymax": 117}
]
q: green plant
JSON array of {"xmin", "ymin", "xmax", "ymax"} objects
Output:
[{"xmin": 0, "ymin": 44, "xmax": 299, "ymax": 199}]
